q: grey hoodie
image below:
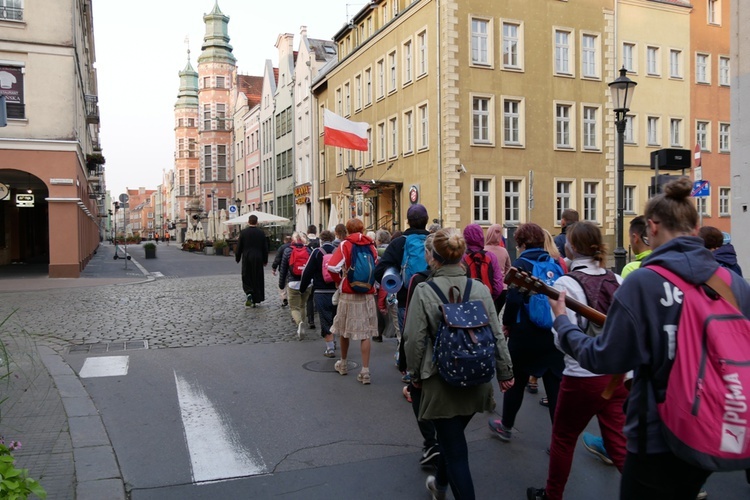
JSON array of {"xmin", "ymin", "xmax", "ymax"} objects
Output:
[{"xmin": 557, "ymin": 236, "xmax": 750, "ymax": 454}]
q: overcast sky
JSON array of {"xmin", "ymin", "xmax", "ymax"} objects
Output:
[{"xmin": 94, "ymin": 0, "xmax": 350, "ymax": 199}]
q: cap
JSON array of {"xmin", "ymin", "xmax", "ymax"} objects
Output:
[{"xmin": 407, "ymin": 203, "xmax": 428, "ymax": 221}]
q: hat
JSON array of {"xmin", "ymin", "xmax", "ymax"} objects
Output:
[{"xmin": 407, "ymin": 203, "xmax": 428, "ymax": 221}]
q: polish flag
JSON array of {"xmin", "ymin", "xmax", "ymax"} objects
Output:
[{"xmin": 323, "ymin": 109, "xmax": 369, "ymax": 151}]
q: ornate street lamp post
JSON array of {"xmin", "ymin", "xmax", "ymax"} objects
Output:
[
  {"xmin": 608, "ymin": 67, "xmax": 637, "ymax": 274},
  {"xmin": 345, "ymin": 164, "xmax": 357, "ymax": 219}
]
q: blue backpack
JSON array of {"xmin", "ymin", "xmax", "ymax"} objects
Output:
[
  {"xmin": 518, "ymin": 253, "xmax": 564, "ymax": 329},
  {"xmin": 347, "ymin": 243, "xmax": 377, "ymax": 293},
  {"xmin": 401, "ymin": 233, "xmax": 428, "ymax": 288},
  {"xmin": 427, "ymin": 279, "xmax": 497, "ymax": 387}
]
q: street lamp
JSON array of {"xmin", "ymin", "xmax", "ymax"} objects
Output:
[
  {"xmin": 608, "ymin": 66, "xmax": 637, "ymax": 274},
  {"xmin": 345, "ymin": 164, "xmax": 357, "ymax": 219}
]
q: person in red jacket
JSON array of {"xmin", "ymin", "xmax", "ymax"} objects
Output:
[{"xmin": 327, "ymin": 218, "xmax": 379, "ymax": 385}]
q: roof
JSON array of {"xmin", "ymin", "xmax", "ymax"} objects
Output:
[
  {"xmin": 237, "ymin": 75, "xmax": 263, "ymax": 108},
  {"xmin": 308, "ymin": 37, "xmax": 337, "ymax": 62}
]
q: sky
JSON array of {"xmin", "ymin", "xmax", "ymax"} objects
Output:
[{"xmin": 93, "ymin": 0, "xmax": 351, "ymax": 199}]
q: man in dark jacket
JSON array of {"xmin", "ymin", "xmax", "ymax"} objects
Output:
[
  {"xmin": 272, "ymin": 235, "xmax": 292, "ymax": 307},
  {"xmin": 374, "ymin": 204, "xmax": 431, "ymax": 333},
  {"xmin": 553, "ymin": 209, "xmax": 579, "ymax": 258},
  {"xmin": 306, "ymin": 225, "xmax": 319, "ymax": 328},
  {"xmin": 235, "ymin": 215, "xmax": 269, "ymax": 307}
]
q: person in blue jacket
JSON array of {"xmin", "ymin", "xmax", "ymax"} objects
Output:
[
  {"xmin": 552, "ymin": 177, "xmax": 750, "ymax": 499},
  {"xmin": 698, "ymin": 226, "xmax": 743, "ymax": 277}
]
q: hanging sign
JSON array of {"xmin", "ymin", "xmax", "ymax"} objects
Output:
[{"xmin": 16, "ymin": 193, "xmax": 34, "ymax": 207}]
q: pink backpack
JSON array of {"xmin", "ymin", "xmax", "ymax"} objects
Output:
[
  {"xmin": 320, "ymin": 246, "xmax": 335, "ymax": 283},
  {"xmin": 647, "ymin": 265, "xmax": 750, "ymax": 471}
]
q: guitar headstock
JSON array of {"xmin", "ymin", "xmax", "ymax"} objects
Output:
[{"xmin": 504, "ymin": 267, "xmax": 546, "ymax": 296}]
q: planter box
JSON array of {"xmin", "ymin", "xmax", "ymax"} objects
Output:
[
  {"xmin": 204, "ymin": 247, "xmax": 215, "ymax": 255},
  {"xmin": 144, "ymin": 248, "xmax": 156, "ymax": 259}
]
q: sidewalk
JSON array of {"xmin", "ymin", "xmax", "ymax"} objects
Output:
[{"xmin": 1, "ymin": 244, "xmax": 150, "ymax": 499}]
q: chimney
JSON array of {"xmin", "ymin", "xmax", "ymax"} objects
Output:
[{"xmin": 300, "ymin": 25, "xmax": 307, "ymax": 38}]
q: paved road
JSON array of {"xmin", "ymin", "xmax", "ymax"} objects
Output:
[{"xmin": 0, "ymin": 243, "xmax": 747, "ymax": 499}]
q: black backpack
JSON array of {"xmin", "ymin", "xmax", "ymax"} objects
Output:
[{"xmin": 567, "ymin": 269, "xmax": 620, "ymax": 337}]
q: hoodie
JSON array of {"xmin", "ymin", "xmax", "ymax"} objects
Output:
[
  {"xmin": 557, "ymin": 236, "xmax": 750, "ymax": 454},
  {"xmin": 463, "ymin": 224, "xmax": 504, "ymax": 299},
  {"xmin": 484, "ymin": 224, "xmax": 511, "ymax": 288},
  {"xmin": 714, "ymin": 243, "xmax": 743, "ymax": 277},
  {"xmin": 327, "ymin": 232, "xmax": 378, "ymax": 295}
]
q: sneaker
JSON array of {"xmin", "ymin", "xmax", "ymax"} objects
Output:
[
  {"xmin": 527, "ymin": 487, "xmax": 548, "ymax": 500},
  {"xmin": 425, "ymin": 475, "xmax": 447, "ymax": 500},
  {"xmin": 488, "ymin": 419, "xmax": 512, "ymax": 442},
  {"xmin": 334, "ymin": 359, "xmax": 348, "ymax": 376},
  {"xmin": 419, "ymin": 445, "xmax": 440, "ymax": 466},
  {"xmin": 582, "ymin": 432, "xmax": 614, "ymax": 466},
  {"xmin": 357, "ymin": 371, "xmax": 371, "ymax": 385},
  {"xmin": 401, "ymin": 372, "xmax": 411, "ymax": 383},
  {"xmin": 539, "ymin": 397, "xmax": 549, "ymax": 407},
  {"xmin": 696, "ymin": 489, "xmax": 708, "ymax": 500},
  {"xmin": 394, "ymin": 350, "xmax": 400, "ymax": 366},
  {"xmin": 527, "ymin": 382, "xmax": 539, "ymax": 394},
  {"xmin": 245, "ymin": 293, "xmax": 253, "ymax": 308},
  {"xmin": 297, "ymin": 322, "xmax": 304, "ymax": 340},
  {"xmin": 281, "ymin": 299, "xmax": 288, "ymax": 307},
  {"xmin": 308, "ymin": 323, "xmax": 316, "ymax": 330},
  {"xmin": 372, "ymin": 335, "xmax": 383, "ymax": 342},
  {"xmin": 323, "ymin": 348, "xmax": 335, "ymax": 358}
]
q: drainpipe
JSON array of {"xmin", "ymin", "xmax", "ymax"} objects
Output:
[{"xmin": 436, "ymin": 0, "xmax": 443, "ymax": 225}]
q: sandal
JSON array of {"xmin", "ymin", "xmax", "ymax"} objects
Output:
[
  {"xmin": 402, "ymin": 385, "xmax": 412, "ymax": 403},
  {"xmin": 539, "ymin": 397, "xmax": 549, "ymax": 407},
  {"xmin": 527, "ymin": 382, "xmax": 539, "ymax": 394},
  {"xmin": 357, "ymin": 372, "xmax": 371, "ymax": 385}
]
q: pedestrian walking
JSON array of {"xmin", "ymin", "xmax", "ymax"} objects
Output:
[
  {"xmin": 484, "ymin": 223, "xmax": 511, "ymax": 313},
  {"xmin": 272, "ymin": 235, "xmax": 292, "ymax": 307},
  {"xmin": 553, "ymin": 177, "xmax": 750, "ymax": 499},
  {"xmin": 278, "ymin": 232, "xmax": 312, "ymax": 339},
  {"xmin": 553, "ymin": 209, "xmax": 579, "ymax": 260},
  {"xmin": 404, "ymin": 228, "xmax": 514, "ymax": 500},
  {"xmin": 299, "ymin": 230, "xmax": 338, "ymax": 357},
  {"xmin": 306, "ymin": 225, "xmax": 319, "ymax": 329},
  {"xmin": 327, "ymin": 218, "xmax": 378, "ymax": 384},
  {"xmin": 235, "ymin": 214, "xmax": 269, "ymax": 307},
  {"xmin": 699, "ymin": 226, "xmax": 743, "ymax": 277}
]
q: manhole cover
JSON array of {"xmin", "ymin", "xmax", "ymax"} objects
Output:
[{"xmin": 303, "ymin": 359, "xmax": 359, "ymax": 373}]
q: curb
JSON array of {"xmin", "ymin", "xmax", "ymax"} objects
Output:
[{"xmin": 38, "ymin": 346, "xmax": 127, "ymax": 500}]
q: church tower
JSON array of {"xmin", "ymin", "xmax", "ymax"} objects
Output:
[
  {"xmin": 197, "ymin": 1, "xmax": 237, "ymax": 216},
  {"xmin": 173, "ymin": 47, "xmax": 199, "ymax": 239}
]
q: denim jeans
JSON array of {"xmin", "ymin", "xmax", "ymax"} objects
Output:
[{"xmin": 432, "ymin": 414, "xmax": 475, "ymax": 500}]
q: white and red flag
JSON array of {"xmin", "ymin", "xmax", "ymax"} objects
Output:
[{"xmin": 323, "ymin": 109, "xmax": 369, "ymax": 151}]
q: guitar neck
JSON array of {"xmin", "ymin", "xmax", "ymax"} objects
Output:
[{"xmin": 504, "ymin": 267, "xmax": 607, "ymax": 326}]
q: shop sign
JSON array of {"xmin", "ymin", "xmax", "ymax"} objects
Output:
[{"xmin": 409, "ymin": 184, "xmax": 419, "ymax": 204}]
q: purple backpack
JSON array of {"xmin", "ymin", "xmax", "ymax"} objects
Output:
[{"xmin": 647, "ymin": 265, "xmax": 750, "ymax": 471}]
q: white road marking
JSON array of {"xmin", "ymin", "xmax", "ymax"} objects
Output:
[
  {"xmin": 174, "ymin": 371, "xmax": 265, "ymax": 482},
  {"xmin": 151, "ymin": 271, "xmax": 164, "ymax": 277},
  {"xmin": 79, "ymin": 356, "xmax": 129, "ymax": 378}
]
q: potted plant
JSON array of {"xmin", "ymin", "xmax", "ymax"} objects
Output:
[
  {"xmin": 143, "ymin": 242, "xmax": 156, "ymax": 259},
  {"xmin": 214, "ymin": 239, "xmax": 229, "ymax": 256}
]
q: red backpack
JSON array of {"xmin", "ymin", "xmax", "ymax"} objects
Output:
[
  {"xmin": 289, "ymin": 245, "xmax": 309, "ymax": 277},
  {"xmin": 463, "ymin": 250, "xmax": 495, "ymax": 295},
  {"xmin": 645, "ymin": 265, "xmax": 750, "ymax": 471}
]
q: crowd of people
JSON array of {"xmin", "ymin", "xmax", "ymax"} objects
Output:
[{"xmin": 232, "ymin": 177, "xmax": 749, "ymax": 500}]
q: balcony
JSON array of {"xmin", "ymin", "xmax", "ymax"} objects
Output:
[{"xmin": 85, "ymin": 95, "xmax": 99, "ymax": 124}]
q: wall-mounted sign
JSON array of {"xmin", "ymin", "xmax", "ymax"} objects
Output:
[
  {"xmin": 409, "ymin": 184, "xmax": 419, "ymax": 204},
  {"xmin": 50, "ymin": 178, "xmax": 74, "ymax": 185},
  {"xmin": 295, "ymin": 184, "xmax": 311, "ymax": 205},
  {"xmin": 16, "ymin": 193, "xmax": 34, "ymax": 207},
  {"xmin": 0, "ymin": 182, "xmax": 9, "ymax": 201}
]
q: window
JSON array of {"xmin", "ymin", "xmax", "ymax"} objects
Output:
[
  {"xmin": 216, "ymin": 104, "xmax": 226, "ymax": 130},
  {"xmin": 647, "ymin": 116, "xmax": 660, "ymax": 146},
  {"xmin": 417, "ymin": 30, "xmax": 428, "ymax": 76},
  {"xmin": 670, "ymin": 118, "xmax": 682, "ymax": 147},
  {"xmin": 719, "ymin": 56, "xmax": 730, "ymax": 86},
  {"xmin": 504, "ymin": 179, "xmax": 521, "ymax": 224},
  {"xmin": 0, "ymin": 0, "xmax": 23, "ymax": 21},
  {"xmin": 554, "ymin": 29, "xmax": 572, "ymax": 75},
  {"xmin": 335, "ymin": 88, "xmax": 342, "ymax": 115},
  {"xmin": 719, "ymin": 187, "xmax": 730, "ymax": 216},
  {"xmin": 404, "ymin": 110, "xmax": 414, "ymax": 154},
  {"xmin": 472, "ymin": 96, "xmax": 493, "ymax": 145},
  {"xmin": 376, "ymin": 59, "xmax": 385, "ymax": 99},
  {"xmin": 708, "ymin": 0, "xmax": 720, "ymax": 25},
  {"xmin": 388, "ymin": 50, "xmax": 397, "ymax": 92},
  {"xmin": 203, "ymin": 104, "xmax": 211, "ymax": 130},
  {"xmin": 719, "ymin": 123, "xmax": 730, "ymax": 152},
  {"xmin": 418, "ymin": 103, "xmax": 429, "ymax": 150},
  {"xmin": 364, "ymin": 68, "xmax": 372, "ymax": 105},
  {"xmin": 216, "ymin": 76, "xmax": 225, "ymax": 88},
  {"xmin": 344, "ymin": 82, "xmax": 351, "ymax": 116},
  {"xmin": 583, "ymin": 181, "xmax": 598, "ymax": 222},
  {"xmin": 502, "ymin": 22, "xmax": 521, "ymax": 69},
  {"xmin": 624, "ymin": 115, "xmax": 635, "ymax": 144},
  {"xmin": 696, "ymin": 53, "xmax": 709, "ymax": 84},
  {"xmin": 203, "ymin": 145, "xmax": 212, "ymax": 180},
  {"xmin": 670, "ymin": 49, "xmax": 682, "ymax": 78},
  {"xmin": 623, "ymin": 42, "xmax": 635, "ymax": 72},
  {"xmin": 581, "ymin": 34, "xmax": 597, "ymax": 78},
  {"xmin": 696, "ymin": 197, "xmax": 708, "ymax": 217},
  {"xmin": 355, "ymin": 76, "xmax": 362, "ymax": 111},
  {"xmin": 622, "ymin": 185, "xmax": 636, "ymax": 214},
  {"xmin": 389, "ymin": 116, "xmax": 398, "ymax": 158},
  {"xmin": 403, "ymin": 40, "xmax": 412, "ymax": 84},
  {"xmin": 503, "ymin": 98, "xmax": 522, "ymax": 146},
  {"xmin": 376, "ymin": 122, "xmax": 387, "ymax": 162},
  {"xmin": 582, "ymin": 106, "xmax": 598, "ymax": 150},
  {"xmin": 473, "ymin": 178, "xmax": 491, "ymax": 224},
  {"xmin": 556, "ymin": 181, "xmax": 572, "ymax": 222},
  {"xmin": 217, "ymin": 145, "xmax": 227, "ymax": 181},
  {"xmin": 696, "ymin": 121, "xmax": 709, "ymax": 150},
  {"xmin": 647, "ymin": 46, "xmax": 660, "ymax": 76},
  {"xmin": 366, "ymin": 129, "xmax": 373, "ymax": 165},
  {"xmin": 471, "ymin": 18, "xmax": 491, "ymax": 66},
  {"xmin": 555, "ymin": 103, "xmax": 572, "ymax": 148},
  {"xmin": 203, "ymin": 76, "xmax": 210, "ymax": 88}
]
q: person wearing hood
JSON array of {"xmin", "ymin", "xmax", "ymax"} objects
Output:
[
  {"xmin": 463, "ymin": 224, "xmax": 505, "ymax": 303},
  {"xmin": 698, "ymin": 226, "xmax": 743, "ymax": 277},
  {"xmin": 327, "ymin": 218, "xmax": 379, "ymax": 385},
  {"xmin": 278, "ymin": 232, "xmax": 311, "ymax": 338},
  {"xmin": 552, "ymin": 177, "xmax": 750, "ymax": 498},
  {"xmin": 484, "ymin": 223, "xmax": 512, "ymax": 312}
]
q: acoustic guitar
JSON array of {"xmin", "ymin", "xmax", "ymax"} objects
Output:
[{"xmin": 503, "ymin": 266, "xmax": 625, "ymax": 398}]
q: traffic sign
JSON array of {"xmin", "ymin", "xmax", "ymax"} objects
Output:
[
  {"xmin": 691, "ymin": 180, "xmax": 710, "ymax": 198},
  {"xmin": 694, "ymin": 143, "xmax": 701, "ymax": 167},
  {"xmin": 228, "ymin": 205, "xmax": 237, "ymax": 214},
  {"xmin": 119, "ymin": 193, "xmax": 129, "ymax": 203},
  {"xmin": 694, "ymin": 166, "xmax": 702, "ymax": 182}
]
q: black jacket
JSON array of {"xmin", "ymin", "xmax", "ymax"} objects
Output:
[
  {"xmin": 299, "ymin": 242, "xmax": 337, "ymax": 294},
  {"xmin": 278, "ymin": 243, "xmax": 311, "ymax": 289},
  {"xmin": 272, "ymin": 242, "xmax": 291, "ymax": 271},
  {"xmin": 374, "ymin": 228, "xmax": 431, "ymax": 305}
]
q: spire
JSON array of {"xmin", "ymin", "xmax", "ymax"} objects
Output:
[
  {"xmin": 176, "ymin": 46, "xmax": 198, "ymax": 109},
  {"xmin": 198, "ymin": 1, "xmax": 236, "ymax": 65}
]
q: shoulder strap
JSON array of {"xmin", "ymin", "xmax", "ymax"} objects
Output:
[
  {"xmin": 706, "ymin": 267, "xmax": 739, "ymax": 311},
  {"xmin": 462, "ymin": 278, "xmax": 473, "ymax": 303},
  {"xmin": 426, "ymin": 281, "xmax": 450, "ymax": 304}
]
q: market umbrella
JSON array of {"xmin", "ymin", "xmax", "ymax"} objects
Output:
[
  {"xmin": 219, "ymin": 209, "xmax": 229, "ymax": 238},
  {"xmin": 222, "ymin": 210, "xmax": 290, "ymax": 225},
  {"xmin": 327, "ymin": 204, "xmax": 339, "ymax": 231},
  {"xmin": 206, "ymin": 211, "xmax": 215, "ymax": 240}
]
